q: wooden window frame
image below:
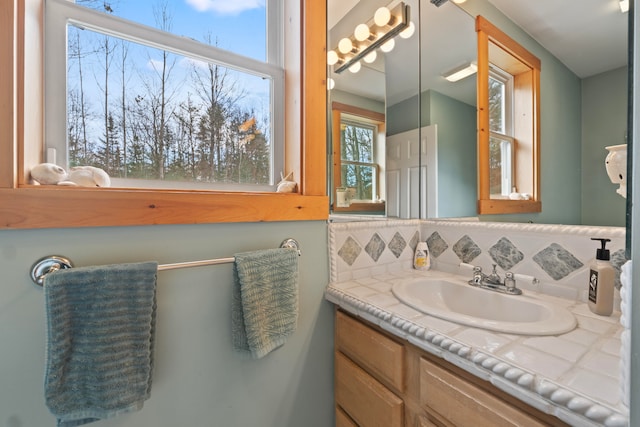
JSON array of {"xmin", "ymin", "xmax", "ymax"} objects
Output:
[
  {"xmin": 0, "ymin": 0, "xmax": 328, "ymax": 229},
  {"xmin": 476, "ymin": 16, "xmax": 541, "ymax": 215}
]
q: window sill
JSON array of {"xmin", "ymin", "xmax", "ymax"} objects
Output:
[
  {"xmin": 478, "ymin": 199, "xmax": 541, "ymax": 215},
  {"xmin": 0, "ymin": 187, "xmax": 328, "ymax": 229},
  {"xmin": 333, "ymin": 202, "xmax": 386, "ymax": 213}
]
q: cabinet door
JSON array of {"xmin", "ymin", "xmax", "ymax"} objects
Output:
[
  {"xmin": 419, "ymin": 357, "xmax": 548, "ymax": 427},
  {"xmin": 336, "ymin": 406, "xmax": 359, "ymax": 427},
  {"xmin": 335, "ymin": 310, "xmax": 404, "ymax": 393},
  {"xmin": 335, "ymin": 351, "xmax": 404, "ymax": 427}
]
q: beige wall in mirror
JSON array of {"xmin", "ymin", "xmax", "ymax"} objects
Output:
[{"xmin": 327, "ymin": 0, "xmax": 628, "ymax": 227}]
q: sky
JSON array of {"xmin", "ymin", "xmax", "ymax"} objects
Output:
[{"xmin": 97, "ymin": 0, "xmax": 267, "ymax": 61}]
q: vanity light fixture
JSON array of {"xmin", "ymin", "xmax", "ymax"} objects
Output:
[
  {"xmin": 329, "ymin": 2, "xmax": 410, "ymax": 74},
  {"xmin": 443, "ymin": 61, "xmax": 478, "ymax": 82},
  {"xmin": 620, "ymin": 0, "xmax": 629, "ymax": 13}
]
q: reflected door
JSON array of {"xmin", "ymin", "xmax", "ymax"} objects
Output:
[{"xmin": 386, "ymin": 125, "xmax": 437, "ymax": 218}]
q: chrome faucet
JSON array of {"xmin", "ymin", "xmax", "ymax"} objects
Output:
[{"xmin": 469, "ymin": 264, "xmax": 522, "ymax": 295}]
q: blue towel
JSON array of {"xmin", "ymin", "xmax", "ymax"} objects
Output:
[
  {"xmin": 43, "ymin": 262, "xmax": 158, "ymax": 426},
  {"xmin": 232, "ymin": 248, "xmax": 299, "ymax": 359}
]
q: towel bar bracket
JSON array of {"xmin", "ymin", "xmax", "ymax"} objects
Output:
[
  {"xmin": 31, "ymin": 256, "xmax": 74, "ymax": 286},
  {"xmin": 280, "ymin": 238, "xmax": 301, "ymax": 256},
  {"xmin": 30, "ymin": 238, "xmax": 301, "ymax": 287}
]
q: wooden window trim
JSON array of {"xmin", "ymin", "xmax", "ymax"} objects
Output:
[
  {"xmin": 0, "ymin": 0, "xmax": 328, "ymax": 229},
  {"xmin": 476, "ymin": 16, "xmax": 541, "ymax": 215}
]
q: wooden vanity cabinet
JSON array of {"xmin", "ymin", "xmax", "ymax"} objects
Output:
[
  {"xmin": 335, "ymin": 310, "xmax": 405, "ymax": 426},
  {"xmin": 334, "ymin": 309, "xmax": 568, "ymax": 427}
]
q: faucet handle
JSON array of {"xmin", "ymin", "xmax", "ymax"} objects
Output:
[
  {"xmin": 504, "ymin": 271, "xmax": 516, "ymax": 289},
  {"xmin": 471, "ymin": 266, "xmax": 484, "ymax": 285}
]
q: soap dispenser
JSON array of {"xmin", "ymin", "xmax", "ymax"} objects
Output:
[
  {"xmin": 414, "ymin": 242, "xmax": 431, "ymax": 271},
  {"xmin": 588, "ymin": 238, "xmax": 615, "ymax": 316}
]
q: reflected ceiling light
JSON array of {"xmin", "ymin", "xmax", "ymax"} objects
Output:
[
  {"xmin": 348, "ymin": 61, "xmax": 361, "ymax": 73},
  {"xmin": 327, "ymin": 50, "xmax": 339, "ymax": 66},
  {"xmin": 443, "ymin": 62, "xmax": 478, "ymax": 82},
  {"xmin": 374, "ymin": 7, "xmax": 392, "ymax": 26},
  {"xmin": 363, "ymin": 50, "xmax": 377, "ymax": 63},
  {"xmin": 399, "ymin": 21, "xmax": 415, "ymax": 39},
  {"xmin": 338, "ymin": 37, "xmax": 355, "ymax": 54},
  {"xmin": 380, "ymin": 38, "xmax": 395, "ymax": 53},
  {"xmin": 327, "ymin": 78, "xmax": 335, "ymax": 90},
  {"xmin": 451, "ymin": 0, "xmax": 467, "ymax": 4},
  {"xmin": 354, "ymin": 23, "xmax": 374, "ymax": 42},
  {"xmin": 620, "ymin": 0, "xmax": 629, "ymax": 13},
  {"xmin": 329, "ymin": 2, "xmax": 410, "ymax": 74}
]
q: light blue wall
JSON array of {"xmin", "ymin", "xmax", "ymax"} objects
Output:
[
  {"xmin": 581, "ymin": 66, "xmax": 628, "ymax": 227},
  {"xmin": 427, "ymin": 90, "xmax": 477, "ymax": 218},
  {"xmin": 0, "ymin": 221, "xmax": 333, "ymax": 426},
  {"xmin": 386, "ymin": 95, "xmax": 422, "ymax": 136}
]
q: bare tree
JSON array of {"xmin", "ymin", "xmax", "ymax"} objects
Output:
[
  {"xmin": 68, "ymin": 27, "xmax": 93, "ymax": 163},
  {"xmin": 191, "ymin": 35, "xmax": 245, "ymax": 181},
  {"xmin": 118, "ymin": 40, "xmax": 130, "ymax": 177}
]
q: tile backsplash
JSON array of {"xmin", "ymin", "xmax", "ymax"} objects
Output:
[{"xmin": 329, "ymin": 219, "xmax": 626, "ymax": 304}]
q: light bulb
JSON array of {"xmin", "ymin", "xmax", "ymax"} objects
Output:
[
  {"xmin": 354, "ymin": 24, "xmax": 372, "ymax": 42},
  {"xmin": 327, "ymin": 78, "xmax": 335, "ymax": 90},
  {"xmin": 338, "ymin": 37, "xmax": 354, "ymax": 54},
  {"xmin": 620, "ymin": 0, "xmax": 629, "ymax": 13},
  {"xmin": 327, "ymin": 50, "xmax": 339, "ymax": 65},
  {"xmin": 380, "ymin": 38, "xmax": 395, "ymax": 53},
  {"xmin": 399, "ymin": 21, "xmax": 415, "ymax": 39},
  {"xmin": 348, "ymin": 61, "xmax": 361, "ymax": 73},
  {"xmin": 374, "ymin": 7, "xmax": 391, "ymax": 27},
  {"xmin": 363, "ymin": 50, "xmax": 377, "ymax": 63}
]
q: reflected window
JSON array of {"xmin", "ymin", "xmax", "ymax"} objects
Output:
[
  {"xmin": 489, "ymin": 68, "xmax": 514, "ymax": 197},
  {"xmin": 476, "ymin": 15, "xmax": 541, "ymax": 214},
  {"xmin": 340, "ymin": 120, "xmax": 378, "ymax": 201}
]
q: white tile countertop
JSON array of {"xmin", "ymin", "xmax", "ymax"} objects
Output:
[{"xmin": 325, "ymin": 268, "xmax": 629, "ymax": 427}]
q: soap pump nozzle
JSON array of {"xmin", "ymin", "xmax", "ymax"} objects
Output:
[{"xmin": 591, "ymin": 238, "xmax": 611, "ymax": 261}]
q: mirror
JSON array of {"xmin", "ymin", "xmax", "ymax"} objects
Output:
[{"xmin": 328, "ymin": 0, "xmax": 628, "ymax": 227}]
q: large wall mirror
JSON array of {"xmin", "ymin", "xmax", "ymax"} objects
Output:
[{"xmin": 328, "ymin": 0, "xmax": 629, "ymax": 227}]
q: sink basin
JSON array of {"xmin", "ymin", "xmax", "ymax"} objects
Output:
[{"xmin": 392, "ymin": 277, "xmax": 576, "ymax": 335}]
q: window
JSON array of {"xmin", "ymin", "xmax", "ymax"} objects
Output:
[
  {"xmin": 476, "ymin": 15, "xmax": 541, "ymax": 214},
  {"xmin": 488, "ymin": 67, "xmax": 514, "ymax": 197},
  {"xmin": 340, "ymin": 120, "xmax": 378, "ymax": 201},
  {"xmin": 0, "ymin": 0, "xmax": 327, "ymax": 229},
  {"xmin": 45, "ymin": 0, "xmax": 283, "ymax": 191}
]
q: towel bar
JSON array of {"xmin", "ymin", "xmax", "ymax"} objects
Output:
[{"xmin": 30, "ymin": 238, "xmax": 301, "ymax": 286}]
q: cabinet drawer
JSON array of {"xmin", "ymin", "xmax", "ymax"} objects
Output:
[
  {"xmin": 419, "ymin": 357, "xmax": 547, "ymax": 427},
  {"xmin": 335, "ymin": 310, "xmax": 404, "ymax": 392},
  {"xmin": 335, "ymin": 351, "xmax": 404, "ymax": 427}
]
